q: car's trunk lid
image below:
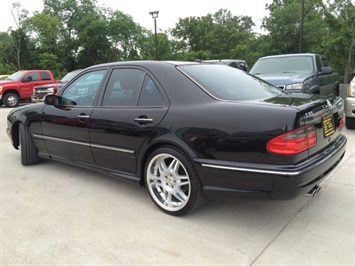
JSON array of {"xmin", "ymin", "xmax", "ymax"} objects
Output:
[{"xmin": 258, "ymin": 93, "xmax": 344, "ymax": 157}]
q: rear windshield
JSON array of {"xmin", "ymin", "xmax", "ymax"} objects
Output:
[
  {"xmin": 250, "ymin": 56, "xmax": 314, "ymax": 75},
  {"xmin": 178, "ymin": 64, "xmax": 283, "ymax": 101}
]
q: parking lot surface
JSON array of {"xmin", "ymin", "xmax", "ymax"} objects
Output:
[{"xmin": 1, "ymin": 105, "xmax": 354, "ymax": 265}]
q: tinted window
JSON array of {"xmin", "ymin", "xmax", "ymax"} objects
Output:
[
  {"xmin": 60, "ymin": 70, "xmax": 106, "ymax": 107},
  {"xmin": 25, "ymin": 72, "xmax": 39, "ymax": 81},
  {"xmin": 321, "ymin": 57, "xmax": 328, "ymax": 67},
  {"xmin": 250, "ymin": 56, "xmax": 313, "ymax": 75},
  {"xmin": 179, "ymin": 64, "xmax": 283, "ymax": 101},
  {"xmin": 138, "ymin": 77, "xmax": 164, "ymax": 106},
  {"xmin": 40, "ymin": 71, "xmax": 51, "ymax": 80},
  {"xmin": 102, "ymin": 69, "xmax": 144, "ymax": 106}
]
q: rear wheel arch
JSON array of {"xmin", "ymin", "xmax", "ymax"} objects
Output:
[
  {"xmin": 309, "ymin": 85, "xmax": 320, "ymax": 94},
  {"xmin": 143, "ymin": 144, "xmax": 206, "ymax": 215},
  {"xmin": 139, "ymin": 141, "xmax": 197, "ymax": 187}
]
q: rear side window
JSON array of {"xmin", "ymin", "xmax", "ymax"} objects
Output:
[
  {"xmin": 40, "ymin": 71, "xmax": 51, "ymax": 80},
  {"xmin": 138, "ymin": 76, "xmax": 164, "ymax": 106},
  {"xmin": 179, "ymin": 64, "xmax": 283, "ymax": 101}
]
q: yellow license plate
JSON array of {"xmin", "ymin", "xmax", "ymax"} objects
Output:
[{"xmin": 323, "ymin": 115, "xmax": 335, "ymax": 137}]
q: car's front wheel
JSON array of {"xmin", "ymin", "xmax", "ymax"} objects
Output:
[
  {"xmin": 4, "ymin": 93, "xmax": 20, "ymax": 107},
  {"xmin": 19, "ymin": 123, "xmax": 40, "ymax": 165},
  {"xmin": 145, "ymin": 146, "xmax": 206, "ymax": 216}
]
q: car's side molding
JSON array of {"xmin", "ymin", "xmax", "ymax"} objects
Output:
[
  {"xmin": 33, "ymin": 134, "xmax": 135, "ymax": 154},
  {"xmin": 201, "ymin": 163, "xmax": 300, "ymax": 176}
]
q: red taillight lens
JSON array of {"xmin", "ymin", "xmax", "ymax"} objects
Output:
[
  {"xmin": 338, "ymin": 117, "xmax": 343, "ymax": 129},
  {"xmin": 267, "ymin": 125, "xmax": 317, "ymax": 155}
]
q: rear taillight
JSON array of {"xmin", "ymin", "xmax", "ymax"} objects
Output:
[
  {"xmin": 267, "ymin": 125, "xmax": 317, "ymax": 155},
  {"xmin": 338, "ymin": 117, "xmax": 343, "ymax": 129}
]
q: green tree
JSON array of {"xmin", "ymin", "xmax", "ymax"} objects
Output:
[
  {"xmin": 321, "ymin": 0, "xmax": 355, "ymax": 83},
  {"xmin": 6, "ymin": 2, "xmax": 32, "ymax": 70},
  {"xmin": 171, "ymin": 9, "xmax": 256, "ymax": 62},
  {"xmin": 107, "ymin": 10, "xmax": 145, "ymax": 61},
  {"xmin": 262, "ymin": 0, "xmax": 327, "ymax": 54}
]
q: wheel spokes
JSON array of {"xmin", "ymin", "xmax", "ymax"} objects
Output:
[{"xmin": 147, "ymin": 153, "xmax": 192, "ymax": 212}]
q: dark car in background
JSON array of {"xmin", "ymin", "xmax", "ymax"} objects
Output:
[
  {"xmin": 31, "ymin": 69, "xmax": 82, "ymax": 102},
  {"xmin": 198, "ymin": 59, "xmax": 249, "ymax": 72},
  {"xmin": 249, "ymin": 53, "xmax": 339, "ymax": 96},
  {"xmin": 7, "ymin": 61, "xmax": 346, "ymax": 216}
]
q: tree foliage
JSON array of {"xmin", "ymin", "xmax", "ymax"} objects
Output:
[
  {"xmin": 171, "ymin": 9, "xmax": 256, "ymax": 60},
  {"xmin": 321, "ymin": 0, "xmax": 355, "ymax": 83},
  {"xmin": 0, "ymin": 0, "xmax": 353, "ymax": 83}
]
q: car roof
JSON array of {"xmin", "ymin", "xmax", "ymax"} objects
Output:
[
  {"xmin": 258, "ymin": 53, "xmax": 320, "ymax": 60},
  {"xmin": 203, "ymin": 59, "xmax": 246, "ymax": 63},
  {"xmin": 85, "ymin": 61, "xmax": 199, "ymax": 70}
]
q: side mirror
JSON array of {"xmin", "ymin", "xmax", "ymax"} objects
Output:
[
  {"xmin": 320, "ymin": 66, "xmax": 333, "ymax": 75},
  {"xmin": 44, "ymin": 95, "xmax": 59, "ymax": 106}
]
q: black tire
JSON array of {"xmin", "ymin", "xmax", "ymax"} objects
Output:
[
  {"xmin": 4, "ymin": 93, "xmax": 20, "ymax": 107},
  {"xmin": 19, "ymin": 123, "xmax": 40, "ymax": 165},
  {"xmin": 345, "ymin": 117, "xmax": 355, "ymax": 130},
  {"xmin": 144, "ymin": 146, "xmax": 206, "ymax": 216},
  {"xmin": 0, "ymin": 99, "xmax": 3, "ymax": 106}
]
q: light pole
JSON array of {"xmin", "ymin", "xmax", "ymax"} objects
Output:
[
  {"xmin": 149, "ymin": 11, "xmax": 159, "ymax": 60},
  {"xmin": 299, "ymin": 0, "xmax": 305, "ymax": 53}
]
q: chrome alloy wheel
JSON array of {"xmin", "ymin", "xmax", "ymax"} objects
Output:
[
  {"xmin": 146, "ymin": 153, "xmax": 191, "ymax": 212},
  {"xmin": 7, "ymin": 95, "xmax": 17, "ymax": 106}
]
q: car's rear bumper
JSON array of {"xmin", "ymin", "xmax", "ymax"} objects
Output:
[
  {"xmin": 194, "ymin": 134, "xmax": 347, "ymax": 200},
  {"xmin": 345, "ymin": 97, "xmax": 355, "ymax": 117}
]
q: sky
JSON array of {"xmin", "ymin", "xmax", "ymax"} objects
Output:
[{"xmin": 0, "ymin": 0, "xmax": 272, "ymax": 33}]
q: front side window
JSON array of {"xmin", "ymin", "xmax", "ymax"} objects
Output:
[
  {"xmin": 315, "ymin": 56, "xmax": 322, "ymax": 72},
  {"xmin": 60, "ymin": 70, "xmax": 106, "ymax": 107},
  {"xmin": 25, "ymin": 72, "xmax": 39, "ymax": 81}
]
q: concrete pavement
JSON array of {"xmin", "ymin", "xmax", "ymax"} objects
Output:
[{"xmin": 0, "ymin": 105, "xmax": 354, "ymax": 265}]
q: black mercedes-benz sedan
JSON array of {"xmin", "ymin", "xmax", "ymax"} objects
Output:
[{"xmin": 6, "ymin": 61, "xmax": 347, "ymax": 216}]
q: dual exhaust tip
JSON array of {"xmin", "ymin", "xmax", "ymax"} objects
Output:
[{"xmin": 307, "ymin": 185, "xmax": 321, "ymax": 197}]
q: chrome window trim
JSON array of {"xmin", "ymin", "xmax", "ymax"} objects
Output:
[{"xmin": 33, "ymin": 134, "xmax": 135, "ymax": 154}]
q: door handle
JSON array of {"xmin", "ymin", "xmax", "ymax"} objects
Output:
[
  {"xmin": 134, "ymin": 117, "xmax": 153, "ymax": 124},
  {"xmin": 77, "ymin": 114, "xmax": 90, "ymax": 119}
]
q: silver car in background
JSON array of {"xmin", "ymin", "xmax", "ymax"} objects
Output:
[{"xmin": 345, "ymin": 76, "xmax": 355, "ymax": 129}]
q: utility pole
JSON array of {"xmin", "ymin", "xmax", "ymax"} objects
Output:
[
  {"xmin": 299, "ymin": 0, "xmax": 305, "ymax": 53},
  {"xmin": 149, "ymin": 11, "xmax": 159, "ymax": 60}
]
